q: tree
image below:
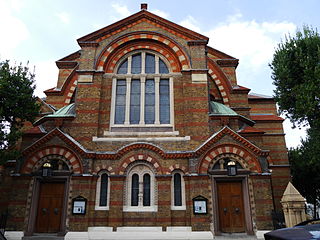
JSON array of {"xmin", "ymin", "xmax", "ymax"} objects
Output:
[
  {"xmin": 0, "ymin": 60, "xmax": 40, "ymax": 164},
  {"xmin": 289, "ymin": 129, "xmax": 320, "ymax": 218},
  {"xmin": 270, "ymin": 25, "xmax": 320, "ymax": 128}
]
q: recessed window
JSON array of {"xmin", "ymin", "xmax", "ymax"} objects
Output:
[
  {"xmin": 171, "ymin": 171, "xmax": 186, "ymax": 210},
  {"xmin": 124, "ymin": 163, "xmax": 157, "ymax": 212},
  {"xmin": 111, "ymin": 51, "xmax": 173, "ymax": 130},
  {"xmin": 95, "ymin": 171, "xmax": 110, "ymax": 210}
]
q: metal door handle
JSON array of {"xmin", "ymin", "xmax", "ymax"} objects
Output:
[
  {"xmin": 54, "ymin": 208, "xmax": 59, "ymax": 215},
  {"xmin": 235, "ymin": 208, "xmax": 240, "ymax": 213},
  {"xmin": 223, "ymin": 208, "xmax": 227, "ymax": 213}
]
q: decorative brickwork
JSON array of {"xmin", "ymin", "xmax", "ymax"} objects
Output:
[
  {"xmin": 96, "ymin": 32, "xmax": 190, "ymax": 72},
  {"xmin": 21, "ymin": 145, "xmax": 83, "ymax": 174}
]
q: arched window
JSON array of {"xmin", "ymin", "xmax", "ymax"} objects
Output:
[
  {"xmin": 171, "ymin": 171, "xmax": 186, "ymax": 210},
  {"xmin": 124, "ymin": 163, "xmax": 157, "ymax": 212},
  {"xmin": 110, "ymin": 51, "xmax": 173, "ymax": 132},
  {"xmin": 95, "ymin": 171, "xmax": 110, "ymax": 210}
]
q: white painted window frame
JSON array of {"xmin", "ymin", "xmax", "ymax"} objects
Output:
[
  {"xmin": 109, "ymin": 50, "xmax": 174, "ymax": 130},
  {"xmin": 123, "ymin": 163, "xmax": 158, "ymax": 212},
  {"xmin": 171, "ymin": 170, "xmax": 186, "ymax": 210},
  {"xmin": 95, "ymin": 171, "xmax": 111, "ymax": 211}
]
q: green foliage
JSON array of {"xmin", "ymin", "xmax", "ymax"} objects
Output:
[
  {"xmin": 0, "ymin": 60, "xmax": 40, "ymax": 164},
  {"xmin": 270, "ymin": 25, "xmax": 320, "ymax": 128},
  {"xmin": 289, "ymin": 128, "xmax": 320, "ymax": 218}
]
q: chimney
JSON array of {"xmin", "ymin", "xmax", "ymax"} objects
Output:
[{"xmin": 141, "ymin": 3, "xmax": 148, "ymax": 10}]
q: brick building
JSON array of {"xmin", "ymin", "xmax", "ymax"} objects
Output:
[{"xmin": 0, "ymin": 4, "xmax": 290, "ymax": 240}]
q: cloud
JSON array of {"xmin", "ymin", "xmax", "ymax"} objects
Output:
[
  {"xmin": 205, "ymin": 14, "xmax": 296, "ymax": 68},
  {"xmin": 56, "ymin": 12, "xmax": 70, "ymax": 24},
  {"xmin": 0, "ymin": 0, "xmax": 29, "ymax": 60},
  {"xmin": 33, "ymin": 60, "xmax": 59, "ymax": 98},
  {"xmin": 150, "ymin": 9, "xmax": 170, "ymax": 19},
  {"xmin": 111, "ymin": 3, "xmax": 131, "ymax": 18},
  {"xmin": 179, "ymin": 16, "xmax": 201, "ymax": 33}
]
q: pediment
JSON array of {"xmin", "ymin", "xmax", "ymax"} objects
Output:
[
  {"xmin": 77, "ymin": 9, "xmax": 208, "ymax": 44},
  {"xmin": 22, "ymin": 128, "xmax": 90, "ymax": 157}
]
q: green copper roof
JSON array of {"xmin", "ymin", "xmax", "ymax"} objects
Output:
[
  {"xmin": 34, "ymin": 103, "xmax": 76, "ymax": 125},
  {"xmin": 209, "ymin": 101, "xmax": 238, "ymax": 116},
  {"xmin": 46, "ymin": 103, "xmax": 76, "ymax": 118}
]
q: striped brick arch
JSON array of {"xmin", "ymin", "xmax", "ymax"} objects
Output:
[
  {"xmin": 117, "ymin": 153, "xmax": 162, "ymax": 175},
  {"xmin": 93, "ymin": 165, "xmax": 115, "ymax": 175},
  {"xmin": 165, "ymin": 164, "xmax": 188, "ymax": 175},
  {"xmin": 207, "ymin": 59, "xmax": 232, "ymax": 106},
  {"xmin": 21, "ymin": 146, "xmax": 83, "ymax": 174},
  {"xmin": 95, "ymin": 32, "xmax": 190, "ymax": 72},
  {"xmin": 198, "ymin": 144, "xmax": 262, "ymax": 174}
]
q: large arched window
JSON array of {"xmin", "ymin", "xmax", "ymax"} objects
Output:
[
  {"xmin": 124, "ymin": 163, "xmax": 157, "ymax": 212},
  {"xmin": 95, "ymin": 171, "xmax": 110, "ymax": 210},
  {"xmin": 110, "ymin": 51, "xmax": 173, "ymax": 132},
  {"xmin": 171, "ymin": 170, "xmax": 186, "ymax": 210}
]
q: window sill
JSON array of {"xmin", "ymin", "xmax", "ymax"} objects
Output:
[
  {"xmin": 171, "ymin": 206, "xmax": 186, "ymax": 211},
  {"xmin": 93, "ymin": 136, "xmax": 190, "ymax": 142},
  {"xmin": 95, "ymin": 206, "xmax": 109, "ymax": 211},
  {"xmin": 123, "ymin": 206, "xmax": 158, "ymax": 212}
]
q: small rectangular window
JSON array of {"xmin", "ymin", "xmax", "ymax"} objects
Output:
[
  {"xmin": 131, "ymin": 54, "xmax": 142, "ymax": 74},
  {"xmin": 145, "ymin": 54, "xmax": 155, "ymax": 73}
]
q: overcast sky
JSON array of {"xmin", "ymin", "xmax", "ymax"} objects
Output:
[{"xmin": 1, "ymin": 0, "xmax": 319, "ymax": 147}]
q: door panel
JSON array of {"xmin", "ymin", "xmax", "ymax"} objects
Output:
[
  {"xmin": 36, "ymin": 182, "xmax": 64, "ymax": 233},
  {"xmin": 217, "ymin": 182, "xmax": 245, "ymax": 233}
]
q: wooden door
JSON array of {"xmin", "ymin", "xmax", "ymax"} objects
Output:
[
  {"xmin": 35, "ymin": 182, "xmax": 64, "ymax": 233},
  {"xmin": 217, "ymin": 181, "xmax": 245, "ymax": 233}
]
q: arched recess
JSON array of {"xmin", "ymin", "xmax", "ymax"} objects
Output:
[
  {"xmin": 198, "ymin": 144, "xmax": 262, "ymax": 174},
  {"xmin": 117, "ymin": 153, "xmax": 163, "ymax": 175},
  {"xmin": 207, "ymin": 59, "xmax": 233, "ymax": 106},
  {"xmin": 95, "ymin": 32, "xmax": 191, "ymax": 72},
  {"xmin": 21, "ymin": 145, "xmax": 83, "ymax": 174}
]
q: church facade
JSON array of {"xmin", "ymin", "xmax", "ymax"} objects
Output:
[{"xmin": 0, "ymin": 4, "xmax": 290, "ymax": 239}]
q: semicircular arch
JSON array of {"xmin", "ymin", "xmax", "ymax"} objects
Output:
[
  {"xmin": 21, "ymin": 145, "xmax": 83, "ymax": 174},
  {"xmin": 96, "ymin": 32, "xmax": 191, "ymax": 72},
  {"xmin": 198, "ymin": 144, "xmax": 262, "ymax": 174}
]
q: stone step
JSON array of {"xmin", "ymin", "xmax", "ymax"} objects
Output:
[{"xmin": 22, "ymin": 234, "xmax": 64, "ymax": 240}]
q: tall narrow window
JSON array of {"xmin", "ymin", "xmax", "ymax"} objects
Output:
[
  {"xmin": 115, "ymin": 80, "xmax": 126, "ymax": 124},
  {"xmin": 131, "ymin": 174, "xmax": 139, "ymax": 206},
  {"xmin": 99, "ymin": 173, "xmax": 108, "ymax": 206},
  {"xmin": 95, "ymin": 171, "xmax": 110, "ymax": 210},
  {"xmin": 145, "ymin": 79, "xmax": 155, "ymax": 124},
  {"xmin": 143, "ymin": 174, "xmax": 151, "ymax": 206},
  {"xmin": 159, "ymin": 79, "xmax": 170, "ymax": 124},
  {"xmin": 130, "ymin": 80, "xmax": 141, "ymax": 124},
  {"xmin": 171, "ymin": 171, "xmax": 186, "ymax": 210},
  {"xmin": 173, "ymin": 173, "xmax": 182, "ymax": 206}
]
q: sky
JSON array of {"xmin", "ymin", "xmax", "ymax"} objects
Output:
[{"xmin": 1, "ymin": 0, "xmax": 319, "ymax": 148}]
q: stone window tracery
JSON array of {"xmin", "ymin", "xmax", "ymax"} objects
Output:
[
  {"xmin": 124, "ymin": 162, "xmax": 157, "ymax": 212},
  {"xmin": 110, "ymin": 50, "xmax": 173, "ymax": 132}
]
